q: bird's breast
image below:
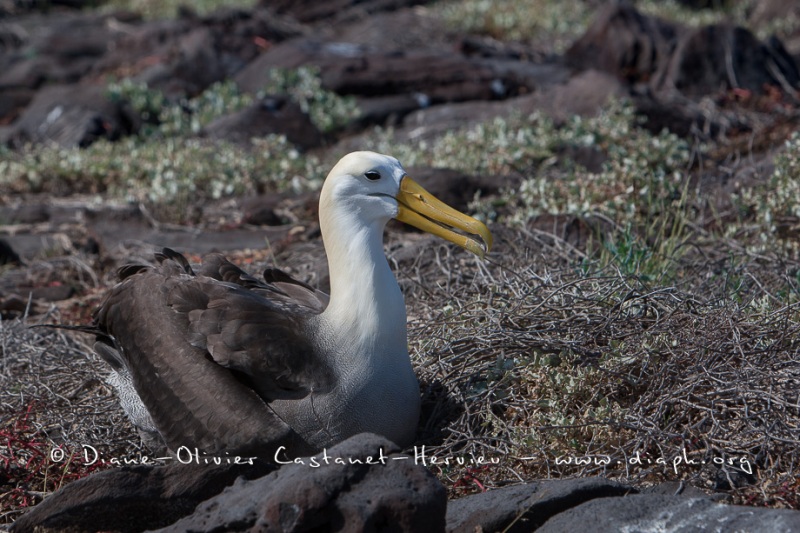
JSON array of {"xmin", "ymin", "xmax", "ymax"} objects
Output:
[{"xmin": 270, "ymin": 340, "xmax": 420, "ymax": 451}]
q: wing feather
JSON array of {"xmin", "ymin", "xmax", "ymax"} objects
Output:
[{"xmin": 93, "ymin": 247, "xmax": 330, "ymax": 455}]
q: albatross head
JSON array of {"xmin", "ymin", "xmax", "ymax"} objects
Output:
[
  {"xmin": 320, "ymin": 151, "xmax": 493, "ymax": 257},
  {"xmin": 310, "ymin": 151, "xmax": 492, "ymax": 448}
]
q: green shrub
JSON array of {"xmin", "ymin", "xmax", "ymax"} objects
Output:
[
  {"xmin": 260, "ymin": 66, "xmax": 360, "ymax": 133},
  {"xmin": 0, "ymin": 135, "xmax": 323, "ymax": 223},
  {"xmin": 107, "ymin": 79, "xmax": 254, "ymax": 138},
  {"xmin": 435, "ymin": 0, "xmax": 592, "ymax": 51},
  {"xmin": 739, "ymin": 131, "xmax": 800, "ymax": 250}
]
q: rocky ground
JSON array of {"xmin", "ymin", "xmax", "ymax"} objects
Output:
[{"xmin": 2, "ymin": 0, "xmax": 800, "ymax": 531}]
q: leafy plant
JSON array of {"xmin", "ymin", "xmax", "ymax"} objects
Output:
[
  {"xmin": 435, "ymin": 0, "xmax": 593, "ymax": 51},
  {"xmin": 260, "ymin": 66, "xmax": 360, "ymax": 133},
  {"xmin": 107, "ymin": 79, "xmax": 254, "ymax": 138}
]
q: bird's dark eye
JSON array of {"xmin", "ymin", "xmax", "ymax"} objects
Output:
[{"xmin": 364, "ymin": 170, "xmax": 381, "ymax": 181}]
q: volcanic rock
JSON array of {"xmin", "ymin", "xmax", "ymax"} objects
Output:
[
  {"xmin": 158, "ymin": 433, "xmax": 447, "ymax": 533},
  {"xmin": 537, "ymin": 493, "xmax": 800, "ymax": 532}
]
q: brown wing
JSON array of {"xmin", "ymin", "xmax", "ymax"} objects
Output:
[{"xmin": 93, "ymin": 248, "xmax": 331, "ymax": 456}]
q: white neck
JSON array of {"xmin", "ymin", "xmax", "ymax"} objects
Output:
[{"xmin": 317, "ymin": 209, "xmax": 408, "ymax": 367}]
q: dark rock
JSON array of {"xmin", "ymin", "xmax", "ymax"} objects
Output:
[
  {"xmin": 4, "ymin": 84, "xmax": 135, "ymax": 148},
  {"xmin": 393, "ymin": 95, "xmax": 539, "ymax": 143},
  {"xmin": 642, "ymin": 480, "xmax": 725, "ymax": 500},
  {"xmin": 117, "ymin": 7, "xmax": 304, "ymax": 97},
  {"xmin": 235, "ymin": 37, "xmax": 538, "ymax": 110},
  {"xmin": 207, "ymin": 5, "xmax": 308, "ymax": 54},
  {"xmin": 350, "ymin": 66, "xmax": 591, "ymax": 145},
  {"xmin": 0, "ymin": 0, "xmax": 105, "ymax": 14},
  {"xmin": 133, "ymin": 26, "xmax": 226, "ymax": 96},
  {"xmin": 653, "ymin": 24, "xmax": 800, "ymax": 98},
  {"xmin": 568, "ymin": 3, "xmax": 800, "ymax": 101},
  {"xmin": 406, "ymin": 167, "xmax": 509, "ymax": 214},
  {"xmin": 0, "ymin": 125, "xmax": 12, "ymax": 144},
  {"xmin": 0, "ymin": 239, "xmax": 21, "ymax": 265},
  {"xmin": 527, "ymin": 214, "xmax": 617, "ymax": 253},
  {"xmin": 0, "ymin": 19, "xmax": 26, "ymax": 50},
  {"xmin": 459, "ymin": 35, "xmax": 545, "ymax": 61},
  {"xmin": 566, "ymin": 3, "xmax": 681, "ymax": 85},
  {"xmin": 83, "ymin": 205, "xmax": 293, "ymax": 254},
  {"xmin": 332, "ymin": 7, "xmax": 452, "ymax": 53},
  {"xmin": 0, "ymin": 294, "xmax": 38, "ymax": 319},
  {"xmin": 201, "ymin": 96, "xmax": 323, "ymax": 149},
  {"xmin": 0, "ymin": 56, "xmax": 59, "ymax": 90},
  {"xmin": 241, "ymin": 194, "xmax": 288, "ymax": 226},
  {"xmin": 0, "ymin": 88, "xmax": 34, "ymax": 124},
  {"xmin": 48, "ymin": 0, "xmax": 106, "ymax": 8},
  {"xmin": 322, "ymin": 52, "xmax": 513, "ymax": 101},
  {"xmin": 535, "ymin": 69, "xmax": 626, "ymax": 121},
  {"xmin": 168, "ymin": 27, "xmax": 227, "ymax": 94},
  {"xmin": 1, "ymin": 204, "xmax": 50, "ymax": 225},
  {"xmin": 265, "ymin": 0, "xmax": 430, "ymax": 24},
  {"xmin": 633, "ymin": 93, "xmax": 748, "ymax": 139},
  {"xmin": 0, "ymin": 6, "xmax": 303, "ymax": 107},
  {"xmin": 446, "ymin": 478, "xmax": 632, "ymax": 533},
  {"xmin": 157, "ymin": 433, "xmax": 447, "ymax": 533},
  {"xmin": 675, "ymin": 0, "xmax": 734, "ymax": 8},
  {"xmin": 42, "ymin": 16, "xmax": 112, "ymax": 60},
  {"xmin": 1, "ymin": 233, "xmax": 73, "ymax": 260},
  {"xmin": 0, "ymin": 12, "xmax": 125, "ymax": 91},
  {"xmin": 18, "ymin": 284, "xmax": 75, "ymax": 302},
  {"xmin": 354, "ymin": 94, "xmax": 428, "ymax": 127},
  {"xmin": 537, "ymin": 494, "xmax": 800, "ymax": 532},
  {"xmin": 10, "ymin": 459, "xmax": 277, "ymax": 533}
]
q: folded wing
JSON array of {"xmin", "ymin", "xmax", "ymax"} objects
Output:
[{"xmin": 94, "ymin": 248, "xmax": 331, "ymax": 455}]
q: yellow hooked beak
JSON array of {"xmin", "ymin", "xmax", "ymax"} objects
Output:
[{"xmin": 395, "ymin": 176, "xmax": 492, "ymax": 258}]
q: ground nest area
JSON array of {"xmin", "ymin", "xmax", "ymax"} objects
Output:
[
  {"xmin": 3, "ymin": 226, "xmax": 800, "ymax": 521},
  {"xmin": 3, "ymin": 0, "xmax": 800, "ymax": 527}
]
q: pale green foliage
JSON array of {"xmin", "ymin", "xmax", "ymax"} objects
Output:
[
  {"xmin": 2, "ymin": 79, "xmax": 327, "ymax": 222},
  {"xmin": 0, "ymin": 136, "xmax": 322, "ymax": 216},
  {"xmin": 106, "ymin": 78, "xmax": 166, "ymax": 124},
  {"xmin": 107, "ymin": 79, "xmax": 253, "ymax": 137},
  {"xmin": 365, "ymin": 115, "xmax": 555, "ymax": 176},
  {"xmin": 436, "ymin": 0, "xmax": 799, "ymax": 53},
  {"xmin": 364, "ymin": 100, "xmax": 693, "ymax": 281},
  {"xmin": 2, "ymin": 73, "xmax": 354, "ymax": 221},
  {"xmin": 636, "ymin": 0, "xmax": 800, "ymax": 41},
  {"xmin": 740, "ymin": 131, "xmax": 800, "ymax": 245},
  {"xmin": 260, "ymin": 67, "xmax": 360, "ymax": 133},
  {"xmin": 636, "ymin": 0, "xmax": 747, "ymax": 27},
  {"xmin": 510, "ymin": 352, "xmax": 629, "ymax": 454},
  {"xmin": 514, "ymin": 105, "xmax": 689, "ymax": 224},
  {"xmin": 113, "ymin": 135, "xmax": 321, "ymax": 205},
  {"xmin": 765, "ymin": 132, "xmax": 800, "ymax": 221},
  {"xmin": 366, "ymin": 101, "xmax": 690, "ymax": 224},
  {"xmin": 435, "ymin": 0, "xmax": 593, "ymax": 51},
  {"xmin": 160, "ymin": 80, "xmax": 254, "ymax": 137}
]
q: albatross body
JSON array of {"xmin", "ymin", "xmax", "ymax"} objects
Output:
[{"xmin": 92, "ymin": 151, "xmax": 491, "ymax": 456}]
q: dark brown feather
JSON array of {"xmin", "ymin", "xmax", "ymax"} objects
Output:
[{"xmin": 92, "ymin": 248, "xmax": 331, "ymax": 455}]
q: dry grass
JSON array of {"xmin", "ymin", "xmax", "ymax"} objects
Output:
[
  {"xmin": 397, "ymin": 226, "xmax": 800, "ymax": 507},
  {"xmin": 2, "ymin": 221, "xmax": 800, "ymax": 525},
  {"xmin": 0, "ymin": 314, "xmax": 145, "ymax": 523}
]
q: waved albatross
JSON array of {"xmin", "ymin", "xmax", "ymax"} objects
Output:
[{"xmin": 87, "ymin": 151, "xmax": 491, "ymax": 457}]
